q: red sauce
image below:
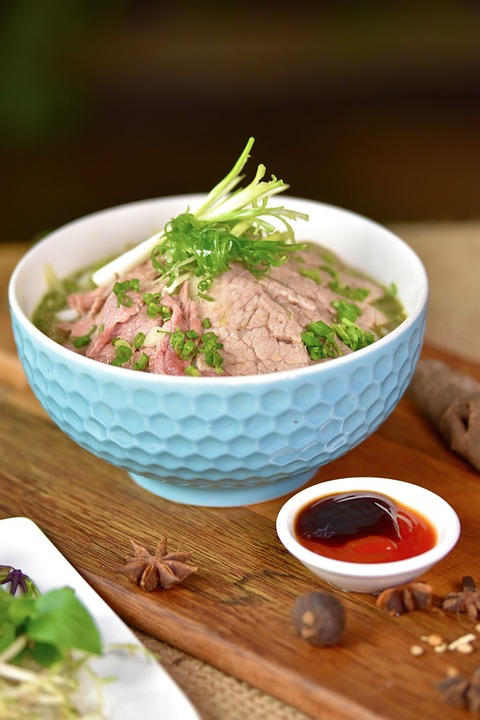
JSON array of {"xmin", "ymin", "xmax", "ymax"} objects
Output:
[{"xmin": 294, "ymin": 491, "xmax": 437, "ymax": 564}]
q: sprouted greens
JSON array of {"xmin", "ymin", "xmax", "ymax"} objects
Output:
[
  {"xmin": 0, "ymin": 565, "xmax": 105, "ymax": 719},
  {"xmin": 91, "ymin": 136, "xmax": 309, "ymax": 297}
]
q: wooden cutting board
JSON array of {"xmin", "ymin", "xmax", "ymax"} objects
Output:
[{"xmin": 0, "ymin": 345, "xmax": 479, "ymax": 720}]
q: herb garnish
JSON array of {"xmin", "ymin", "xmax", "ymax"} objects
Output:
[
  {"xmin": 328, "ymin": 278, "xmax": 370, "ymax": 302},
  {"xmin": 70, "ymin": 324, "xmax": 97, "ymax": 348},
  {"xmin": 302, "ymin": 318, "xmax": 374, "ymax": 359},
  {"xmin": 0, "ymin": 566, "xmax": 103, "ymax": 718},
  {"xmin": 159, "ymin": 326, "xmax": 225, "ymax": 374},
  {"xmin": 112, "ymin": 338, "xmax": 133, "ymax": 367},
  {"xmin": 113, "ymin": 278, "xmax": 140, "ymax": 307},
  {"xmin": 332, "ymin": 299, "xmax": 362, "ymax": 323},
  {"xmin": 92, "ymin": 137, "xmax": 309, "ymax": 295}
]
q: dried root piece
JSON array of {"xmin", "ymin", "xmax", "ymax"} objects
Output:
[
  {"xmin": 436, "ymin": 666, "xmax": 480, "ymax": 711},
  {"xmin": 376, "ymin": 581, "xmax": 432, "ymax": 616},
  {"xmin": 442, "ymin": 575, "xmax": 480, "ymax": 621},
  {"xmin": 123, "ymin": 538, "xmax": 198, "ymax": 591},
  {"xmin": 407, "ymin": 359, "xmax": 480, "ymax": 470},
  {"xmin": 291, "ymin": 591, "xmax": 346, "ymax": 646}
]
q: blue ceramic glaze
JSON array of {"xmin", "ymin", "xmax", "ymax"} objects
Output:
[{"xmin": 9, "ymin": 196, "xmax": 428, "ymax": 506}]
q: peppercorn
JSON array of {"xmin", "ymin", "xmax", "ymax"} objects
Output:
[{"xmin": 291, "ymin": 591, "xmax": 346, "ymax": 646}]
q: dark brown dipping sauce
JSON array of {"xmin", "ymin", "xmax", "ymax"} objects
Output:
[{"xmin": 294, "ymin": 492, "xmax": 437, "ymax": 564}]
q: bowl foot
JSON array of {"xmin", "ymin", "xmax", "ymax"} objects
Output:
[{"xmin": 128, "ymin": 470, "xmax": 317, "ymax": 507}]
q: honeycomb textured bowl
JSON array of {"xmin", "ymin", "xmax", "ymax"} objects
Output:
[{"xmin": 9, "ymin": 195, "xmax": 428, "ymax": 506}]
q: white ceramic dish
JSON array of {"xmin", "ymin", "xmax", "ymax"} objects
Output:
[
  {"xmin": 0, "ymin": 516, "xmax": 200, "ymax": 720},
  {"xmin": 276, "ymin": 477, "xmax": 461, "ymax": 593}
]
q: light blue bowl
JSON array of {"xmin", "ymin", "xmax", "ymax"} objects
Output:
[{"xmin": 8, "ymin": 195, "xmax": 428, "ymax": 506}]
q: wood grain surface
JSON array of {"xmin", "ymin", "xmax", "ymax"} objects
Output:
[{"xmin": 0, "ymin": 343, "xmax": 479, "ymax": 720}]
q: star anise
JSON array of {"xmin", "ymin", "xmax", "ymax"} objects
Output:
[
  {"xmin": 436, "ymin": 667, "xmax": 480, "ymax": 712},
  {"xmin": 376, "ymin": 581, "xmax": 433, "ymax": 616},
  {"xmin": 442, "ymin": 576, "xmax": 480, "ymax": 621},
  {"xmin": 122, "ymin": 538, "xmax": 198, "ymax": 592}
]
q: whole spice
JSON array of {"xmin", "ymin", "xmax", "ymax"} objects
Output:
[
  {"xmin": 442, "ymin": 576, "xmax": 480, "ymax": 621},
  {"xmin": 122, "ymin": 538, "xmax": 198, "ymax": 591},
  {"xmin": 376, "ymin": 581, "xmax": 432, "ymax": 616},
  {"xmin": 407, "ymin": 359, "xmax": 480, "ymax": 470},
  {"xmin": 291, "ymin": 591, "xmax": 346, "ymax": 646},
  {"xmin": 436, "ymin": 666, "xmax": 480, "ymax": 711}
]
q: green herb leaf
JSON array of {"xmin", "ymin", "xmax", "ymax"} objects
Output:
[{"xmin": 27, "ymin": 588, "xmax": 101, "ymax": 658}]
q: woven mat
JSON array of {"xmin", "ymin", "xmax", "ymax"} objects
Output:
[{"xmin": 135, "ymin": 631, "xmax": 312, "ymax": 720}]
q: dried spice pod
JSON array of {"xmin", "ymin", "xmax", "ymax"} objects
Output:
[
  {"xmin": 376, "ymin": 581, "xmax": 432, "ymax": 616},
  {"xmin": 442, "ymin": 575, "xmax": 480, "ymax": 621},
  {"xmin": 122, "ymin": 537, "xmax": 198, "ymax": 591},
  {"xmin": 436, "ymin": 666, "xmax": 480, "ymax": 711},
  {"xmin": 407, "ymin": 359, "xmax": 480, "ymax": 470},
  {"xmin": 291, "ymin": 591, "xmax": 346, "ymax": 646}
]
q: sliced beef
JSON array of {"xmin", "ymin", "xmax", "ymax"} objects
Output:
[{"xmin": 55, "ymin": 243, "xmax": 392, "ymax": 376}]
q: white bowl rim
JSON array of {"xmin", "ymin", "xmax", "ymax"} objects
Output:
[
  {"xmin": 8, "ymin": 194, "xmax": 429, "ymax": 386},
  {"xmin": 276, "ymin": 476, "xmax": 461, "ymax": 578}
]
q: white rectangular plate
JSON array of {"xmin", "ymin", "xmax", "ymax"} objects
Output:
[{"xmin": 0, "ymin": 516, "xmax": 200, "ymax": 720}]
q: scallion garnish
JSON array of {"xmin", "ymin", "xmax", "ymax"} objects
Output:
[
  {"xmin": 133, "ymin": 332, "xmax": 146, "ymax": 348},
  {"xmin": 301, "ymin": 321, "xmax": 340, "ymax": 359},
  {"xmin": 132, "ymin": 352, "xmax": 149, "ymax": 371},
  {"xmin": 299, "ymin": 267, "xmax": 323, "ymax": 285},
  {"xmin": 334, "ymin": 318, "xmax": 375, "ymax": 351},
  {"xmin": 332, "ymin": 299, "xmax": 362, "ymax": 323},
  {"xmin": 302, "ymin": 317, "xmax": 375, "ymax": 360},
  {"xmin": 111, "ymin": 338, "xmax": 133, "ymax": 366},
  {"xmin": 91, "ymin": 138, "xmax": 309, "ymax": 293},
  {"xmin": 329, "ymin": 278, "xmax": 370, "ymax": 302},
  {"xmin": 71, "ymin": 324, "xmax": 97, "ymax": 348},
  {"xmin": 113, "ymin": 278, "xmax": 139, "ymax": 307}
]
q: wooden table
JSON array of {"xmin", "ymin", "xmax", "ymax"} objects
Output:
[{"xmin": 1, "ymin": 242, "xmax": 480, "ymax": 720}]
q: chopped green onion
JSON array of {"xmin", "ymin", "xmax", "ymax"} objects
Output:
[
  {"xmin": 169, "ymin": 328, "xmax": 199, "ymax": 361},
  {"xmin": 302, "ymin": 317, "xmax": 375, "ymax": 360},
  {"xmin": 333, "ymin": 318, "xmax": 375, "ymax": 351},
  {"xmin": 329, "ymin": 278, "xmax": 370, "ymax": 302},
  {"xmin": 301, "ymin": 321, "xmax": 341, "ymax": 359},
  {"xmin": 332, "ymin": 299, "xmax": 362, "ymax": 323},
  {"xmin": 299, "ymin": 267, "xmax": 322, "ymax": 285},
  {"xmin": 113, "ymin": 278, "xmax": 139, "ymax": 307},
  {"xmin": 111, "ymin": 338, "xmax": 133, "ymax": 366},
  {"xmin": 133, "ymin": 332, "xmax": 146, "ymax": 348},
  {"xmin": 132, "ymin": 352, "xmax": 149, "ymax": 371},
  {"xmin": 199, "ymin": 331, "xmax": 225, "ymax": 372},
  {"xmin": 71, "ymin": 324, "xmax": 96, "ymax": 348}
]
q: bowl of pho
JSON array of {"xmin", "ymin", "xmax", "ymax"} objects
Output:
[{"xmin": 8, "ymin": 138, "xmax": 428, "ymax": 506}]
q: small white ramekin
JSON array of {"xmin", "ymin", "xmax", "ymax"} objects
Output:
[{"xmin": 276, "ymin": 477, "xmax": 461, "ymax": 593}]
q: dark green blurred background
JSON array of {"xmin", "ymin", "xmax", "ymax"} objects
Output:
[{"xmin": 1, "ymin": 0, "xmax": 479, "ymax": 244}]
